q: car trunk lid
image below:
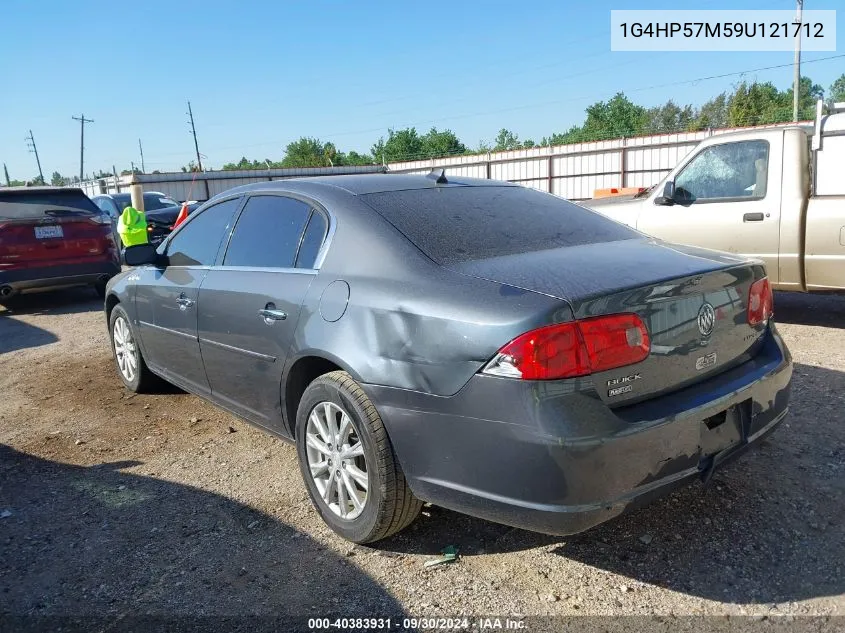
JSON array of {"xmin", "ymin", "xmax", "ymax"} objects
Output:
[{"xmin": 450, "ymin": 237, "xmax": 768, "ymax": 405}]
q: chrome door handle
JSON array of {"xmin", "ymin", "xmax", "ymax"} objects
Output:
[
  {"xmin": 176, "ymin": 295, "xmax": 195, "ymax": 310},
  {"xmin": 258, "ymin": 308, "xmax": 287, "ymax": 322}
]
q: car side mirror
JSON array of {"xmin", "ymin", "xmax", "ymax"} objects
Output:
[
  {"xmin": 124, "ymin": 243, "xmax": 163, "ymax": 267},
  {"xmin": 654, "ymin": 181, "xmax": 676, "ymax": 206}
]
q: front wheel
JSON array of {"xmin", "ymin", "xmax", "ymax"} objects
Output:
[{"xmin": 296, "ymin": 371, "xmax": 422, "ymax": 543}]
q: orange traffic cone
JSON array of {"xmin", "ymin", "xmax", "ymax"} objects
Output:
[{"xmin": 171, "ymin": 204, "xmax": 189, "ymax": 230}]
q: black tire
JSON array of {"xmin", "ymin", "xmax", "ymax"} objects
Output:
[
  {"xmin": 295, "ymin": 371, "xmax": 422, "ymax": 543},
  {"xmin": 108, "ymin": 304, "xmax": 158, "ymax": 393}
]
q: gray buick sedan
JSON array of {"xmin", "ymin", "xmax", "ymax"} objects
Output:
[{"xmin": 105, "ymin": 173, "xmax": 792, "ymax": 543}]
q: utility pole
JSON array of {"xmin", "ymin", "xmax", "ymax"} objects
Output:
[
  {"xmin": 3, "ymin": 163, "xmax": 10, "ymax": 187},
  {"xmin": 186, "ymin": 101, "xmax": 203, "ymax": 171},
  {"xmin": 792, "ymin": 0, "xmax": 804, "ymax": 122},
  {"xmin": 25, "ymin": 129, "xmax": 44, "ymax": 184},
  {"xmin": 72, "ymin": 114, "xmax": 94, "ymax": 181},
  {"xmin": 131, "ymin": 161, "xmax": 136, "ymax": 174},
  {"xmin": 138, "ymin": 138, "xmax": 146, "ymax": 173}
]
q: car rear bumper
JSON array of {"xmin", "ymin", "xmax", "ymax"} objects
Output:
[
  {"xmin": 365, "ymin": 324, "xmax": 792, "ymax": 536},
  {"xmin": 0, "ymin": 260, "xmax": 121, "ymax": 294}
]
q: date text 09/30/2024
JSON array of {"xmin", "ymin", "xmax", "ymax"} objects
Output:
[{"xmin": 308, "ymin": 617, "xmax": 526, "ymax": 630}]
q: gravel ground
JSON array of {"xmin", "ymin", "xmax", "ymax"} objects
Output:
[{"xmin": 0, "ymin": 288, "xmax": 843, "ymax": 631}]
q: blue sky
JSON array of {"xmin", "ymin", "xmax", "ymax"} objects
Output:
[{"xmin": 1, "ymin": 0, "xmax": 842, "ymax": 179}]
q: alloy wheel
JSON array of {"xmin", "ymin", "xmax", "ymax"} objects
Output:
[
  {"xmin": 305, "ymin": 401, "xmax": 369, "ymax": 520},
  {"xmin": 112, "ymin": 315, "xmax": 138, "ymax": 382}
]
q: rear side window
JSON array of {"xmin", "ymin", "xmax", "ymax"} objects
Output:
[
  {"xmin": 360, "ymin": 186, "xmax": 636, "ymax": 265},
  {"xmin": 167, "ymin": 197, "xmax": 241, "ymax": 266},
  {"xmin": 0, "ymin": 190, "xmax": 100, "ymax": 220},
  {"xmin": 223, "ymin": 195, "xmax": 311, "ymax": 268},
  {"xmin": 295, "ymin": 210, "xmax": 328, "ymax": 268}
]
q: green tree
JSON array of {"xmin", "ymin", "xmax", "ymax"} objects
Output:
[
  {"xmin": 690, "ymin": 93, "xmax": 729, "ymax": 130},
  {"xmin": 784, "ymin": 76, "xmax": 824, "ymax": 120},
  {"xmin": 494, "ymin": 128, "xmax": 522, "ymax": 151},
  {"xmin": 282, "ymin": 137, "xmax": 331, "ymax": 167},
  {"xmin": 541, "ymin": 125, "xmax": 586, "ymax": 146},
  {"xmin": 50, "ymin": 171, "xmax": 66, "ymax": 186},
  {"xmin": 421, "ymin": 127, "xmax": 466, "ymax": 158},
  {"xmin": 522, "ymin": 139, "xmax": 535, "ymax": 149},
  {"xmin": 643, "ymin": 100, "xmax": 695, "ymax": 134},
  {"xmin": 581, "ymin": 92, "xmax": 647, "ymax": 140},
  {"xmin": 830, "ymin": 74, "xmax": 845, "ymax": 104},
  {"xmin": 339, "ymin": 151, "xmax": 373, "ymax": 166},
  {"xmin": 30, "ymin": 175, "xmax": 46, "ymax": 186},
  {"xmin": 373, "ymin": 128, "xmax": 423, "ymax": 162}
]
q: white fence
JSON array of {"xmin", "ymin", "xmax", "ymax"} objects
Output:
[
  {"xmin": 388, "ymin": 122, "xmax": 803, "ymax": 200},
  {"xmin": 70, "ymin": 122, "xmax": 801, "ymax": 203},
  {"xmin": 74, "ymin": 165, "xmax": 386, "ymax": 202}
]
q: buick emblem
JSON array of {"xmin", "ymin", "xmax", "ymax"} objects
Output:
[{"xmin": 697, "ymin": 303, "xmax": 716, "ymax": 337}]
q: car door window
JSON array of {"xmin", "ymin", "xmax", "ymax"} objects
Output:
[
  {"xmin": 166, "ymin": 197, "xmax": 241, "ymax": 267},
  {"xmin": 223, "ymin": 195, "xmax": 311, "ymax": 268},
  {"xmin": 674, "ymin": 140, "xmax": 769, "ymax": 203},
  {"xmin": 295, "ymin": 210, "xmax": 328, "ymax": 268}
]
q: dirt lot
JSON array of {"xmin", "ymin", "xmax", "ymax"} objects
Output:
[{"xmin": 1, "ymin": 288, "xmax": 843, "ymax": 630}]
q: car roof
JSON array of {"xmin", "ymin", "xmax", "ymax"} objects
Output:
[
  {"xmin": 99, "ymin": 191, "xmax": 167, "ymax": 199},
  {"xmin": 1, "ymin": 186, "xmax": 86, "ymax": 196},
  {"xmin": 224, "ymin": 174, "xmax": 519, "ymax": 197}
]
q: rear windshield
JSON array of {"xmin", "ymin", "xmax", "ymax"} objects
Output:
[
  {"xmin": 0, "ymin": 190, "xmax": 100, "ymax": 220},
  {"xmin": 360, "ymin": 186, "xmax": 637, "ymax": 264},
  {"xmin": 111, "ymin": 193, "xmax": 179, "ymax": 212}
]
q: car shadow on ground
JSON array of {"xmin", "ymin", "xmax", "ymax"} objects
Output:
[
  {"xmin": 0, "ymin": 444, "xmax": 406, "ymax": 628},
  {"xmin": 773, "ymin": 291, "xmax": 845, "ymax": 328},
  {"xmin": 0, "ymin": 317, "xmax": 58, "ymax": 354},
  {"xmin": 0, "ymin": 288, "xmax": 103, "ymax": 354},
  {"xmin": 381, "ymin": 362, "xmax": 844, "ymax": 605},
  {"xmin": 0, "ymin": 287, "xmax": 102, "ymax": 317}
]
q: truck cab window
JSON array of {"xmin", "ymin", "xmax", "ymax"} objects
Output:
[{"xmin": 674, "ymin": 140, "xmax": 769, "ymax": 203}]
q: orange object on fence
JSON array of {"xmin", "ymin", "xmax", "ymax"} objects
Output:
[{"xmin": 592, "ymin": 187, "xmax": 646, "ymax": 199}]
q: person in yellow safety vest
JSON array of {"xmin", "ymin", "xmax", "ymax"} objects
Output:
[{"xmin": 117, "ymin": 205, "xmax": 149, "ymax": 247}]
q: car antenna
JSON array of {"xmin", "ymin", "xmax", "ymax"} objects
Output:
[{"xmin": 426, "ymin": 168, "xmax": 448, "ymax": 184}]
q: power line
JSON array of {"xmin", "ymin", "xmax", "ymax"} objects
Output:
[
  {"xmin": 25, "ymin": 129, "xmax": 44, "ymax": 183},
  {"xmin": 56, "ymin": 52, "xmax": 845, "ymax": 175},
  {"xmin": 71, "ymin": 114, "xmax": 94, "ymax": 182},
  {"xmin": 181, "ymin": 52, "xmax": 845, "ymax": 160}
]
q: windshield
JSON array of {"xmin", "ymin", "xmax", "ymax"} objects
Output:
[
  {"xmin": 109, "ymin": 193, "xmax": 180, "ymax": 212},
  {"xmin": 143, "ymin": 194, "xmax": 180, "ymax": 210},
  {"xmin": 0, "ymin": 190, "xmax": 100, "ymax": 220}
]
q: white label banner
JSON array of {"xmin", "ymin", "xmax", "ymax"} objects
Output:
[{"xmin": 611, "ymin": 10, "xmax": 837, "ymax": 51}]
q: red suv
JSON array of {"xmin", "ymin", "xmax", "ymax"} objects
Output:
[{"xmin": 0, "ymin": 187, "xmax": 120, "ymax": 300}]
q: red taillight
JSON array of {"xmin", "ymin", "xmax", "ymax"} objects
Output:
[
  {"xmin": 483, "ymin": 313, "xmax": 650, "ymax": 380},
  {"xmin": 747, "ymin": 277, "xmax": 773, "ymax": 326}
]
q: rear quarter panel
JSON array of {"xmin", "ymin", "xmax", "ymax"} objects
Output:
[{"xmin": 281, "ymin": 191, "xmax": 568, "ymax": 397}]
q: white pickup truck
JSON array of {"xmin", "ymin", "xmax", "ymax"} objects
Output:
[{"xmin": 584, "ymin": 100, "xmax": 845, "ymax": 293}]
